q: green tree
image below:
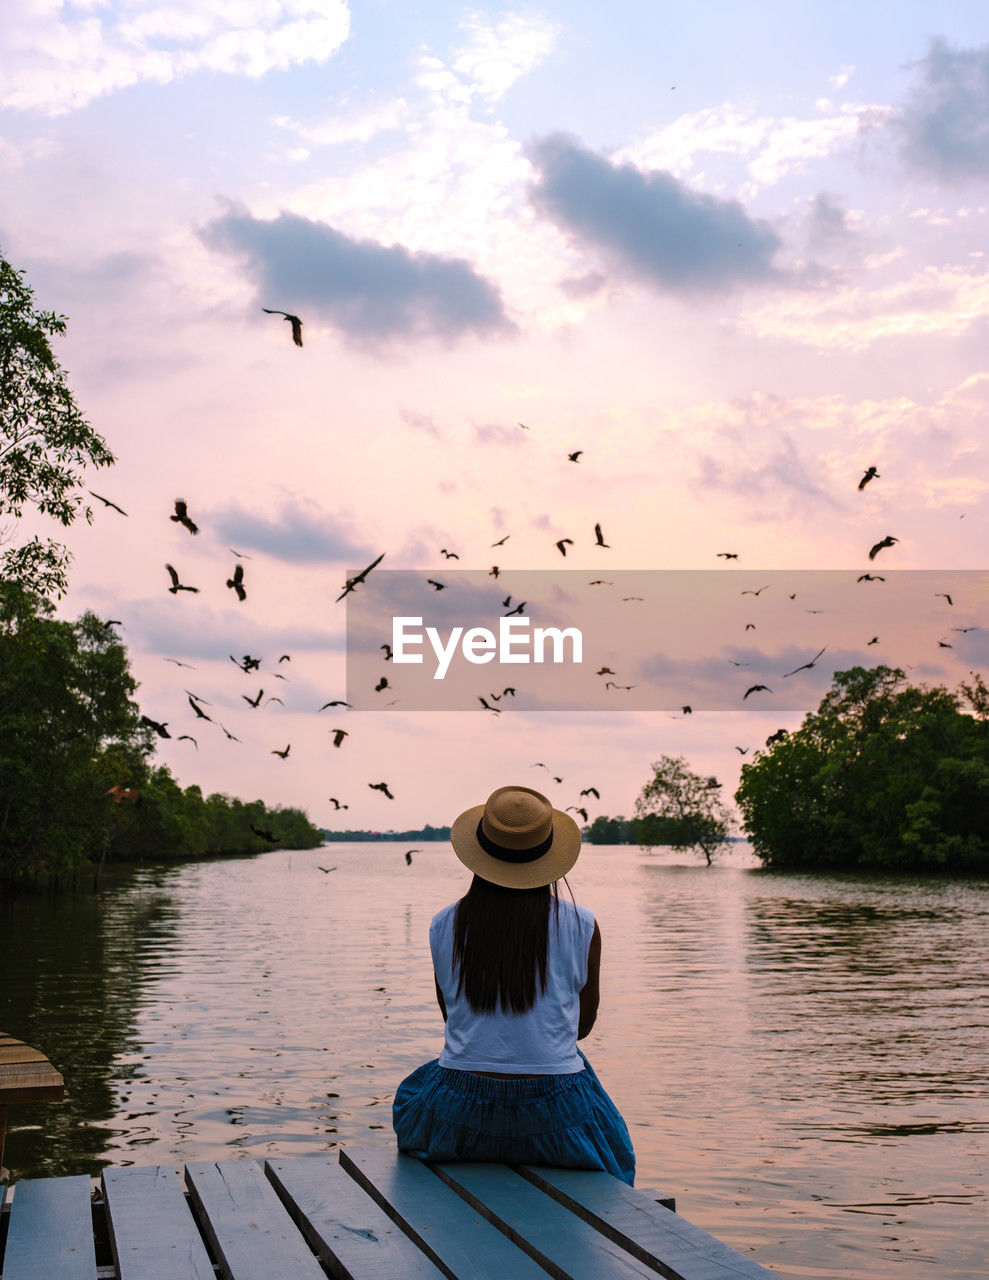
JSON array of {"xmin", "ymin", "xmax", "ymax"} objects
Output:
[
  {"xmin": 735, "ymin": 666, "xmax": 989, "ymax": 873},
  {"xmin": 1, "ymin": 251, "xmax": 114, "ymax": 599},
  {"xmin": 635, "ymin": 755, "xmax": 733, "ymax": 865}
]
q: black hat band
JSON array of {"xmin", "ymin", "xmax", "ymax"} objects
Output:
[{"xmin": 476, "ymin": 819, "xmax": 554, "ymax": 864}]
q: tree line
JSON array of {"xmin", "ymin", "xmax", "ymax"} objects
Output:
[
  {"xmin": 320, "ymin": 824, "xmax": 451, "ymax": 842},
  {"xmin": 0, "ymin": 584, "xmax": 321, "ymax": 888}
]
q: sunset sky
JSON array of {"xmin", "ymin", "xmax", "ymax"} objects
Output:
[{"xmin": 3, "ymin": 2, "xmax": 988, "ymax": 834}]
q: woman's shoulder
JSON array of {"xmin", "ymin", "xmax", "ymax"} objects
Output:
[
  {"xmin": 429, "ymin": 900, "xmax": 459, "ymax": 933},
  {"xmin": 556, "ymin": 896, "xmax": 595, "ymax": 931}
]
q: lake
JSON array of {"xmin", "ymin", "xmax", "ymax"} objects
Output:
[{"xmin": 2, "ymin": 843, "xmax": 986, "ymax": 1280}]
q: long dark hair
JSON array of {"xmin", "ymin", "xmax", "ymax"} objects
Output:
[{"xmin": 452, "ymin": 874, "xmax": 560, "ymax": 1014}]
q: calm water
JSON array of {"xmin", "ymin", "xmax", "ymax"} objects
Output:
[{"xmin": 2, "ymin": 844, "xmax": 986, "ymax": 1280}]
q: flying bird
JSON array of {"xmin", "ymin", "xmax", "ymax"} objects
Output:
[
  {"xmin": 938, "ymin": 639, "xmax": 953, "ymax": 649},
  {"xmin": 187, "ymin": 694, "xmax": 212, "ymax": 720},
  {"xmin": 165, "ymin": 657, "xmax": 194, "ymax": 668},
  {"xmin": 518, "ymin": 422, "xmax": 530, "ymax": 430},
  {"xmin": 440, "ymin": 549, "xmax": 459, "ymax": 559},
  {"xmin": 743, "ymin": 685, "xmax": 772, "ymax": 699},
  {"xmin": 381, "ymin": 644, "xmax": 393, "ymax": 660},
  {"xmin": 579, "ymin": 787, "xmax": 600, "ymax": 799},
  {"xmin": 744, "ymin": 623, "xmax": 756, "ymax": 630},
  {"xmin": 567, "ymin": 806, "xmax": 589, "ymax": 822},
  {"xmin": 319, "ymin": 700, "xmax": 351, "ymax": 709},
  {"xmin": 229, "ymin": 549, "xmax": 252, "ymax": 558},
  {"xmin": 858, "ymin": 466, "xmax": 880, "ymax": 490},
  {"xmin": 426, "ymin": 579, "xmax": 446, "ymax": 590},
  {"xmin": 226, "ymin": 563, "xmax": 246, "ymax": 601},
  {"xmin": 231, "ymin": 654, "xmax": 262, "ymax": 672},
  {"xmin": 588, "ymin": 579, "xmax": 613, "ymax": 585},
  {"xmin": 170, "ymin": 499, "xmax": 198, "ymax": 535},
  {"xmin": 568, "ymin": 451, "xmax": 583, "ymax": 462},
  {"xmin": 264, "ymin": 696, "xmax": 283, "ymax": 706},
  {"xmin": 596, "ymin": 667, "xmax": 614, "ymax": 676},
  {"xmin": 766, "ymin": 729, "xmax": 788, "ymax": 746},
  {"xmin": 868, "ymin": 535, "xmax": 898, "ymax": 560},
  {"xmin": 783, "ymin": 647, "xmax": 826, "ymax": 678},
  {"xmin": 165, "ymin": 563, "xmax": 198, "ymax": 594},
  {"xmin": 716, "ymin": 552, "xmax": 738, "ymax": 559},
  {"xmin": 217, "ymin": 723, "xmax": 241, "ymax": 742},
  {"xmin": 735, "ymin": 746, "xmax": 749, "ymax": 754},
  {"xmin": 328, "ymin": 798, "xmax": 349, "ymax": 810},
  {"xmin": 741, "ymin": 586, "xmax": 768, "ymax": 596},
  {"xmin": 857, "ymin": 574, "xmax": 885, "ymax": 583},
  {"xmin": 140, "ymin": 715, "xmax": 170, "ymax": 738},
  {"xmin": 555, "ymin": 538, "xmax": 574, "ymax": 556},
  {"xmin": 177, "ymin": 735, "xmax": 198, "ymax": 748},
  {"xmin": 262, "ymin": 307, "xmax": 303, "ymax": 346},
  {"xmin": 89, "ymin": 491, "xmax": 127, "ymax": 515},
  {"xmin": 375, "ymin": 676, "xmax": 390, "ymax": 692},
  {"xmin": 318, "ymin": 865, "xmax": 338, "ymax": 874},
  {"xmin": 336, "ymin": 553, "xmax": 385, "ymax": 602},
  {"xmin": 369, "ymin": 781, "xmax": 394, "ymax": 799},
  {"xmin": 331, "ymin": 729, "xmax": 348, "ymax": 747},
  {"xmin": 250, "ymin": 825, "xmax": 277, "ymax": 843},
  {"xmin": 278, "ymin": 654, "xmax": 291, "ymax": 663},
  {"xmin": 605, "ymin": 681, "xmax": 637, "ymax": 690},
  {"xmin": 478, "ymin": 696, "xmax": 501, "ymax": 713},
  {"xmin": 491, "ymin": 535, "xmax": 510, "ymax": 547},
  {"xmin": 505, "ymin": 601, "xmax": 526, "ymax": 615},
  {"xmin": 271, "ymin": 744, "xmax": 291, "ymax": 759},
  {"xmin": 681, "ymin": 706, "xmax": 692, "ymax": 715},
  {"xmin": 242, "ymin": 689, "xmax": 264, "ymax": 708},
  {"xmin": 594, "ymin": 523, "xmax": 609, "ymax": 547},
  {"xmin": 935, "ymin": 593, "xmax": 954, "ymax": 606},
  {"xmin": 867, "ymin": 636, "xmax": 879, "ymax": 645}
]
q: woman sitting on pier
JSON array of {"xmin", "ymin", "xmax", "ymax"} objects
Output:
[{"xmin": 393, "ymin": 784, "xmax": 635, "ymax": 1185}]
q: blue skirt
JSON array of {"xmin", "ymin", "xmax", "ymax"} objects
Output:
[{"xmin": 392, "ymin": 1050, "xmax": 635, "ymax": 1185}]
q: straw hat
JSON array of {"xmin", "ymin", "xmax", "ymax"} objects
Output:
[{"xmin": 450, "ymin": 785, "xmax": 582, "ymax": 889}]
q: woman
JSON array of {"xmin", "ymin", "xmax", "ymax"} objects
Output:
[{"xmin": 393, "ymin": 784, "xmax": 635, "ymax": 1184}]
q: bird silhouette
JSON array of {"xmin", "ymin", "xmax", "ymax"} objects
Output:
[
  {"xmin": 187, "ymin": 694, "xmax": 212, "ymax": 720},
  {"xmin": 938, "ymin": 639, "xmax": 953, "ymax": 649},
  {"xmin": 251, "ymin": 825, "xmax": 277, "ymax": 842},
  {"xmin": 489, "ymin": 566, "xmax": 501, "ymax": 578},
  {"xmin": 319, "ymin": 700, "xmax": 352, "ymax": 709},
  {"xmin": 380, "ymin": 643, "xmax": 393, "ymax": 661},
  {"xmin": 594, "ymin": 523, "xmax": 609, "ymax": 547},
  {"xmin": 262, "ymin": 308, "xmax": 303, "ymax": 346},
  {"xmin": 264, "ymin": 696, "xmax": 283, "ymax": 706},
  {"xmin": 936, "ymin": 593, "xmax": 954, "ymax": 606},
  {"xmin": 588, "ymin": 579, "xmax": 613, "ymax": 585},
  {"xmin": 605, "ymin": 681, "xmax": 637, "ymax": 690},
  {"xmin": 369, "ymin": 781, "xmax": 394, "ymax": 799},
  {"xmin": 744, "ymin": 623, "xmax": 756, "ymax": 631},
  {"xmin": 622, "ymin": 596, "xmax": 644, "ymax": 602},
  {"xmin": 555, "ymin": 538, "xmax": 574, "ymax": 556},
  {"xmin": 170, "ymin": 499, "xmax": 198, "ymax": 535},
  {"xmin": 177, "ymin": 734, "xmax": 198, "ymax": 748},
  {"xmin": 868, "ymin": 535, "xmax": 898, "ymax": 560},
  {"xmin": 165, "ymin": 657, "xmax": 194, "ymax": 668},
  {"xmin": 440, "ymin": 549, "xmax": 459, "ymax": 559},
  {"xmin": 579, "ymin": 787, "xmax": 600, "ymax": 799},
  {"xmin": 277, "ymin": 654, "xmax": 291, "ymax": 664},
  {"xmin": 567, "ymin": 806, "xmax": 589, "ymax": 821},
  {"xmin": 857, "ymin": 574, "xmax": 885, "ymax": 582},
  {"xmin": 867, "ymin": 636, "xmax": 879, "ymax": 645},
  {"xmin": 743, "ymin": 685, "xmax": 772, "ymax": 699},
  {"xmin": 716, "ymin": 552, "xmax": 738, "ymax": 559},
  {"xmin": 328, "ymin": 798, "xmax": 349, "ymax": 810},
  {"xmin": 491, "ymin": 535, "xmax": 510, "ymax": 546},
  {"xmin": 505, "ymin": 601, "xmax": 526, "ymax": 615},
  {"xmin": 766, "ymin": 729, "xmax": 788, "ymax": 745},
  {"xmin": 331, "ymin": 729, "xmax": 348, "ymax": 747},
  {"xmin": 271, "ymin": 744, "xmax": 291, "ymax": 759},
  {"xmin": 405, "ymin": 849, "xmax": 420, "ymax": 865},
  {"xmin": 217, "ymin": 723, "xmax": 241, "ymax": 742},
  {"xmin": 681, "ymin": 706, "xmax": 692, "ymax": 715},
  {"xmin": 735, "ymin": 746, "xmax": 749, "ymax": 754},
  {"xmin": 783, "ymin": 647, "xmax": 826, "ymax": 678},
  {"xmin": 318, "ymin": 865, "xmax": 338, "ymax": 873},
  {"xmin": 229, "ymin": 549, "xmax": 252, "ymax": 559},
  {"xmin": 375, "ymin": 676, "xmax": 390, "ymax": 692},
  {"xmin": 243, "ymin": 689, "xmax": 264, "ymax": 708},
  {"xmin": 226, "ymin": 562, "xmax": 246, "ymax": 601},
  {"xmin": 336, "ymin": 553, "xmax": 385, "ymax": 602},
  {"xmin": 165, "ymin": 563, "xmax": 198, "ymax": 593},
  {"xmin": 426, "ymin": 579, "xmax": 445, "ymax": 590},
  {"xmin": 478, "ymin": 696, "xmax": 501, "ymax": 713},
  {"xmin": 89, "ymin": 491, "xmax": 127, "ymax": 515},
  {"xmin": 140, "ymin": 715, "xmax": 170, "ymax": 738},
  {"xmin": 858, "ymin": 466, "xmax": 879, "ymax": 490},
  {"xmin": 568, "ymin": 450, "xmax": 583, "ymax": 462},
  {"xmin": 741, "ymin": 586, "xmax": 768, "ymax": 596}
]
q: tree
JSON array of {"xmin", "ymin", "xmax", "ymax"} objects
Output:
[
  {"xmin": 634, "ymin": 755, "xmax": 733, "ymax": 865},
  {"xmin": 735, "ymin": 666, "xmax": 989, "ymax": 873},
  {"xmin": 1, "ymin": 251, "xmax": 114, "ymax": 598}
]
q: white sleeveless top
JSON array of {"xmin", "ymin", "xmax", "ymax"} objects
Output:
[{"xmin": 430, "ymin": 897, "xmax": 595, "ymax": 1074}]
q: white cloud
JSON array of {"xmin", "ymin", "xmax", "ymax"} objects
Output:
[
  {"xmin": 0, "ymin": 0, "xmax": 351, "ymax": 115},
  {"xmin": 626, "ymin": 100, "xmax": 890, "ymax": 190},
  {"xmin": 740, "ymin": 265, "xmax": 989, "ymax": 350},
  {"xmin": 829, "ymin": 65, "xmax": 855, "ymax": 90},
  {"xmin": 451, "ymin": 10, "xmax": 558, "ymax": 102},
  {"xmin": 274, "ymin": 98, "xmax": 408, "ymax": 148}
]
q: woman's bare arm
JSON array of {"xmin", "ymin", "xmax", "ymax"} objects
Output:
[
  {"xmin": 577, "ymin": 920, "xmax": 601, "ymax": 1039},
  {"xmin": 434, "ymin": 973, "xmax": 447, "ymax": 1021}
]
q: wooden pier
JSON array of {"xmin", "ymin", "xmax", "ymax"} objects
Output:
[{"xmin": 0, "ymin": 1146, "xmax": 780, "ymax": 1280}]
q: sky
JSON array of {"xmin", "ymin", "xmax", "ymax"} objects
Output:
[{"xmin": 3, "ymin": 1, "xmax": 989, "ymax": 835}]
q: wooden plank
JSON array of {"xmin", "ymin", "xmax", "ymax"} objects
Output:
[
  {"xmin": 1, "ymin": 1174, "xmax": 97, "ymax": 1280},
  {"xmin": 184, "ymin": 1160, "xmax": 325, "ymax": 1280},
  {"xmin": 102, "ymin": 1165, "xmax": 215, "ymax": 1280},
  {"xmin": 266, "ymin": 1154, "xmax": 446, "ymax": 1280},
  {"xmin": 433, "ymin": 1161, "xmax": 662, "ymax": 1280},
  {"xmin": 0, "ymin": 1059, "xmax": 65, "ymax": 1105},
  {"xmin": 0, "ymin": 1048, "xmax": 49, "ymax": 1066},
  {"xmin": 340, "ymin": 1147, "xmax": 550, "ymax": 1280},
  {"xmin": 517, "ymin": 1166, "xmax": 779, "ymax": 1280}
]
